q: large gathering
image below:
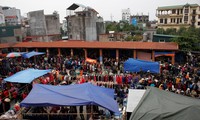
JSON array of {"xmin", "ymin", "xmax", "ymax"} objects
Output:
[{"xmin": 1, "ymin": 0, "xmax": 200, "ymax": 120}]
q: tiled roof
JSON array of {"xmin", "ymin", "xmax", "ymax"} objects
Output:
[
  {"xmin": 0, "ymin": 43, "xmax": 16, "ymax": 48},
  {"xmin": 11, "ymin": 41, "xmax": 179, "ymax": 50}
]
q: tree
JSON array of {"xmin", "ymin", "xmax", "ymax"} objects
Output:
[{"xmin": 172, "ymin": 27, "xmax": 200, "ymax": 52}]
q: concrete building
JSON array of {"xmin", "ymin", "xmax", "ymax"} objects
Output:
[
  {"xmin": 0, "ymin": 25, "xmax": 22, "ymax": 43},
  {"xmin": 2, "ymin": 6, "xmax": 21, "ymax": 26},
  {"xmin": 66, "ymin": 3, "xmax": 105, "ymax": 41},
  {"xmin": 130, "ymin": 14, "xmax": 149, "ymax": 24},
  {"xmin": 143, "ymin": 29, "xmax": 157, "ymax": 42},
  {"xmin": 156, "ymin": 3, "xmax": 200, "ymax": 30},
  {"xmin": 0, "ymin": 6, "xmax": 5, "ymax": 26},
  {"xmin": 122, "ymin": 8, "xmax": 131, "ymax": 22},
  {"xmin": 26, "ymin": 10, "xmax": 61, "ymax": 42}
]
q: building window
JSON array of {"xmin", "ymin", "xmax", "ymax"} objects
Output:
[
  {"xmin": 180, "ymin": 18, "xmax": 182, "ymax": 23},
  {"xmin": 177, "ymin": 18, "xmax": 179, "ymax": 24},
  {"xmin": 184, "ymin": 16, "xmax": 188, "ymax": 21},
  {"xmin": 193, "ymin": 10, "xmax": 196, "ymax": 14},
  {"xmin": 164, "ymin": 19, "xmax": 167, "ymax": 24},
  {"xmin": 198, "ymin": 15, "xmax": 200, "ymax": 19},
  {"xmin": 159, "ymin": 39, "xmax": 165, "ymax": 42},
  {"xmin": 180, "ymin": 9, "xmax": 183, "ymax": 14},
  {"xmin": 160, "ymin": 19, "xmax": 163, "ymax": 23},
  {"xmin": 198, "ymin": 22, "xmax": 200, "ymax": 26},
  {"xmin": 184, "ymin": 9, "xmax": 189, "ymax": 13},
  {"xmin": 192, "ymin": 16, "xmax": 195, "ymax": 21},
  {"xmin": 172, "ymin": 9, "xmax": 176, "ymax": 14},
  {"xmin": 70, "ymin": 35, "xmax": 72, "ymax": 39}
]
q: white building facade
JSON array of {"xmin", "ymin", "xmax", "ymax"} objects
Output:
[
  {"xmin": 122, "ymin": 8, "xmax": 131, "ymax": 22},
  {"xmin": 2, "ymin": 6, "xmax": 21, "ymax": 25}
]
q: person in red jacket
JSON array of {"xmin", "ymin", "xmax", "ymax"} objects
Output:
[
  {"xmin": 12, "ymin": 90, "xmax": 18, "ymax": 103},
  {"xmin": 22, "ymin": 92, "xmax": 27, "ymax": 100}
]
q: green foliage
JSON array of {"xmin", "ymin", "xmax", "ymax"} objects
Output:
[
  {"xmin": 125, "ymin": 35, "xmax": 133, "ymax": 41},
  {"xmin": 105, "ymin": 21, "xmax": 137, "ymax": 33},
  {"xmin": 170, "ymin": 26, "xmax": 200, "ymax": 52}
]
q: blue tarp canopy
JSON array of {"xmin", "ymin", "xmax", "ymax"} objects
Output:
[
  {"xmin": 22, "ymin": 51, "xmax": 45, "ymax": 58},
  {"xmin": 124, "ymin": 58, "xmax": 160, "ymax": 73},
  {"xmin": 4, "ymin": 68, "xmax": 51, "ymax": 83},
  {"xmin": 20, "ymin": 83, "xmax": 120, "ymax": 115}
]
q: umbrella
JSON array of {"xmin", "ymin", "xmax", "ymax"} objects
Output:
[
  {"xmin": 6, "ymin": 52, "xmax": 21, "ymax": 58},
  {"xmin": 22, "ymin": 51, "xmax": 45, "ymax": 59}
]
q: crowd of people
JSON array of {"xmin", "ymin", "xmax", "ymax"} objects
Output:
[{"xmin": 0, "ymin": 52, "xmax": 199, "ymax": 119}]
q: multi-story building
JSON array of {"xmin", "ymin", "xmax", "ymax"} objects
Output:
[
  {"xmin": 130, "ymin": 14, "xmax": 149, "ymax": 24},
  {"xmin": 2, "ymin": 6, "xmax": 21, "ymax": 26},
  {"xmin": 122, "ymin": 8, "xmax": 131, "ymax": 22},
  {"xmin": 66, "ymin": 3, "xmax": 105, "ymax": 41},
  {"xmin": 25, "ymin": 10, "xmax": 61, "ymax": 42},
  {"xmin": 156, "ymin": 3, "xmax": 200, "ymax": 30}
]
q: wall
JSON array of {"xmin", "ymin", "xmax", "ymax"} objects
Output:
[
  {"xmin": 137, "ymin": 51, "xmax": 152, "ymax": 61},
  {"xmin": 99, "ymin": 34, "xmax": 109, "ymax": 42},
  {"xmin": 45, "ymin": 14, "xmax": 60, "ymax": 36},
  {"xmin": 67, "ymin": 15, "xmax": 84, "ymax": 40},
  {"xmin": 0, "ymin": 36, "xmax": 18, "ymax": 43},
  {"xmin": 96, "ymin": 17, "xmax": 105, "ymax": 40},
  {"xmin": 28, "ymin": 10, "xmax": 47, "ymax": 37},
  {"xmin": 85, "ymin": 10, "xmax": 97, "ymax": 41}
]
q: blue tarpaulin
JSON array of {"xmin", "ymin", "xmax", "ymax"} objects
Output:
[
  {"xmin": 124, "ymin": 58, "xmax": 160, "ymax": 73},
  {"xmin": 20, "ymin": 83, "xmax": 120, "ymax": 115},
  {"xmin": 22, "ymin": 51, "xmax": 45, "ymax": 58},
  {"xmin": 4, "ymin": 68, "xmax": 51, "ymax": 83}
]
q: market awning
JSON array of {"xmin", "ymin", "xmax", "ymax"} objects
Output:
[
  {"xmin": 4, "ymin": 68, "xmax": 51, "ymax": 83},
  {"xmin": 20, "ymin": 83, "xmax": 120, "ymax": 115}
]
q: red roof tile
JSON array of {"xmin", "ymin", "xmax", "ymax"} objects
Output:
[
  {"xmin": 11, "ymin": 41, "xmax": 178, "ymax": 50},
  {"xmin": 0, "ymin": 43, "xmax": 16, "ymax": 48}
]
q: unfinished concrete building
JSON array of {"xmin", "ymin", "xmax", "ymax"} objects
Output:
[
  {"xmin": 26, "ymin": 10, "xmax": 60, "ymax": 42},
  {"xmin": 66, "ymin": 3, "xmax": 105, "ymax": 41}
]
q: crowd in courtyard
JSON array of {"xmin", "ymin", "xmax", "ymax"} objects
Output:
[{"xmin": 0, "ymin": 52, "xmax": 199, "ymax": 119}]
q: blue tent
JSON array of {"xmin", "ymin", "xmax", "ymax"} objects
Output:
[
  {"xmin": 124, "ymin": 58, "xmax": 160, "ymax": 73},
  {"xmin": 22, "ymin": 51, "xmax": 45, "ymax": 58},
  {"xmin": 4, "ymin": 68, "xmax": 51, "ymax": 83},
  {"xmin": 20, "ymin": 83, "xmax": 120, "ymax": 115}
]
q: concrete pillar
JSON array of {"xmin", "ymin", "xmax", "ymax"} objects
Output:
[
  {"xmin": 35, "ymin": 48, "xmax": 38, "ymax": 52},
  {"xmin": 99, "ymin": 49, "xmax": 103, "ymax": 64},
  {"xmin": 26, "ymin": 48, "xmax": 28, "ymax": 52},
  {"xmin": 84, "ymin": 49, "xmax": 87, "ymax": 59},
  {"xmin": 133, "ymin": 50, "xmax": 137, "ymax": 59},
  {"xmin": 70, "ymin": 49, "xmax": 73, "ymax": 57},
  {"xmin": 172, "ymin": 55, "xmax": 175, "ymax": 65},
  {"xmin": 46, "ymin": 48, "xmax": 49, "ymax": 56},
  {"xmin": 152, "ymin": 50, "xmax": 155, "ymax": 61},
  {"xmin": 58, "ymin": 48, "xmax": 61, "ymax": 57},
  {"xmin": 116, "ymin": 49, "xmax": 119, "ymax": 62}
]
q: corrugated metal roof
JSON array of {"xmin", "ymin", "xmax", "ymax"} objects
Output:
[
  {"xmin": 11, "ymin": 41, "xmax": 179, "ymax": 50},
  {"xmin": 67, "ymin": 3, "xmax": 86, "ymax": 10}
]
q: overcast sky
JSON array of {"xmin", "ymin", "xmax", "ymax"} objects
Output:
[{"xmin": 1, "ymin": 0, "xmax": 200, "ymax": 23}]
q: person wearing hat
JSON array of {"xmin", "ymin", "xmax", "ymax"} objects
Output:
[{"xmin": 4, "ymin": 98, "xmax": 10, "ymax": 112}]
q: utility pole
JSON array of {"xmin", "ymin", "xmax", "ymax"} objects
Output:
[{"xmin": 110, "ymin": 14, "xmax": 114, "ymax": 22}]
